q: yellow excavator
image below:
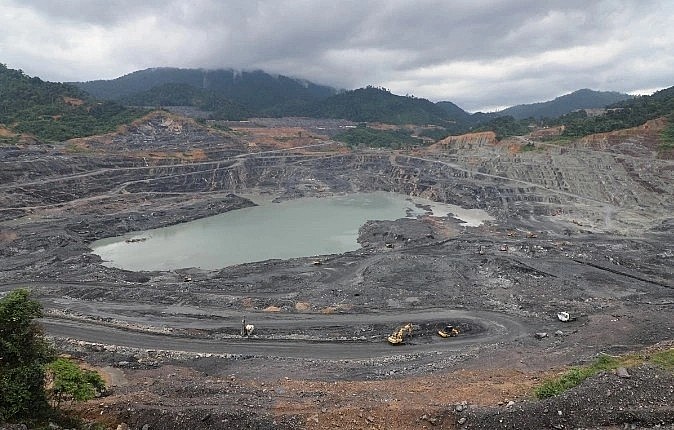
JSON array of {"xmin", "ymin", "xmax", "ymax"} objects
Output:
[
  {"xmin": 438, "ymin": 324, "xmax": 460, "ymax": 338},
  {"xmin": 387, "ymin": 323, "xmax": 413, "ymax": 345}
]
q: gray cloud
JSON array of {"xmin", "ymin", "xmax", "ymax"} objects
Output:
[{"xmin": 2, "ymin": 0, "xmax": 672, "ymax": 111}]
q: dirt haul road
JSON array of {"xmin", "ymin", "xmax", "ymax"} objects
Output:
[{"xmin": 40, "ymin": 308, "xmax": 527, "ymax": 360}]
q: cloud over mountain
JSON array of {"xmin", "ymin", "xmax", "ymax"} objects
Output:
[{"xmin": 2, "ymin": 0, "xmax": 673, "ymax": 111}]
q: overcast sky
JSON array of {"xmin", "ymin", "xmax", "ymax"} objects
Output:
[{"xmin": 2, "ymin": 0, "xmax": 673, "ymax": 111}]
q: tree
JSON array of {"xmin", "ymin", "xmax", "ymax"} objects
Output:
[
  {"xmin": 46, "ymin": 358, "xmax": 106, "ymax": 408},
  {"xmin": 0, "ymin": 289, "xmax": 54, "ymax": 421}
]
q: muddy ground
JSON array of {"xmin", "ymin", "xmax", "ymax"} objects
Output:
[{"xmin": 0, "ymin": 113, "xmax": 673, "ymax": 429}]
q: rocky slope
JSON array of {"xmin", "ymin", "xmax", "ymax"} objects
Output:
[{"xmin": 0, "ymin": 114, "xmax": 673, "ymax": 429}]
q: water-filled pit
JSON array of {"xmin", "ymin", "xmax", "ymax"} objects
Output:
[{"xmin": 91, "ymin": 192, "xmax": 493, "ymax": 270}]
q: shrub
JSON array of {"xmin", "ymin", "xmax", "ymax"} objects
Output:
[{"xmin": 46, "ymin": 358, "xmax": 106, "ymax": 408}]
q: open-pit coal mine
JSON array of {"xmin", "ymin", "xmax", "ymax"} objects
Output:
[{"xmin": 1, "ymin": 113, "xmax": 672, "ymax": 429}]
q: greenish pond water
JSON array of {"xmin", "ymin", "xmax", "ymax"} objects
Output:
[{"xmin": 90, "ymin": 192, "xmax": 492, "ymax": 271}]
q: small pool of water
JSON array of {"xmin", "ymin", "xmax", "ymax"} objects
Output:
[{"xmin": 91, "ymin": 192, "xmax": 493, "ymax": 271}]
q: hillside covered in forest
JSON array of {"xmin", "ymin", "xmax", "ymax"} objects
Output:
[
  {"xmin": 0, "ymin": 64, "xmax": 145, "ymax": 142},
  {"xmin": 72, "ymin": 67, "xmax": 640, "ymax": 131},
  {"xmin": 3, "ymin": 63, "xmax": 672, "ymax": 145}
]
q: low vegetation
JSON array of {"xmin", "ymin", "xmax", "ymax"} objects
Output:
[
  {"xmin": 519, "ymin": 142, "xmax": 540, "ymax": 152},
  {"xmin": 659, "ymin": 115, "xmax": 674, "ymax": 150},
  {"xmin": 535, "ymin": 349, "xmax": 674, "ymax": 399},
  {"xmin": 651, "ymin": 348, "xmax": 674, "ymax": 369},
  {"xmin": 334, "ymin": 124, "xmax": 423, "ymax": 149},
  {"xmin": 46, "ymin": 358, "xmax": 106, "ymax": 408},
  {"xmin": 474, "ymin": 116, "xmax": 532, "ymax": 140}
]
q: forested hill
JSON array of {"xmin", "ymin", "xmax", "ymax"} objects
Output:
[
  {"xmin": 296, "ymin": 86, "xmax": 453, "ymax": 125},
  {"xmin": 73, "ymin": 67, "xmax": 647, "ymax": 130},
  {"xmin": 10, "ymin": 61, "xmax": 666, "ymax": 142},
  {"xmin": 560, "ymin": 85, "xmax": 674, "ymax": 137},
  {"xmin": 117, "ymin": 83, "xmax": 251, "ymax": 120},
  {"xmin": 0, "ymin": 64, "xmax": 145, "ymax": 142},
  {"xmin": 436, "ymin": 101, "xmax": 473, "ymax": 123},
  {"xmin": 74, "ymin": 68, "xmax": 338, "ymax": 114},
  {"xmin": 499, "ymin": 89, "xmax": 632, "ymax": 120},
  {"xmin": 77, "ymin": 69, "xmax": 461, "ymax": 125}
]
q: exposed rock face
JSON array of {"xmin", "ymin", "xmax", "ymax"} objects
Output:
[
  {"xmin": 2, "ymin": 121, "xmax": 672, "ymax": 230},
  {"xmin": 434, "ymin": 131, "xmax": 498, "ymax": 150},
  {"xmin": 529, "ymin": 125, "xmax": 564, "ymax": 138},
  {"xmin": 577, "ymin": 117, "xmax": 672, "ymax": 159}
]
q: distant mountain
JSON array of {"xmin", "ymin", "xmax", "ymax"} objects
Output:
[
  {"xmin": 118, "ymin": 83, "xmax": 251, "ymax": 120},
  {"xmin": 76, "ymin": 70, "xmax": 462, "ymax": 126},
  {"xmin": 435, "ymin": 89, "xmax": 633, "ymax": 133},
  {"xmin": 66, "ymin": 65, "xmax": 672, "ymax": 141},
  {"xmin": 5, "ymin": 60, "xmax": 668, "ymax": 145},
  {"xmin": 299, "ymin": 86, "xmax": 452, "ymax": 125},
  {"xmin": 74, "ymin": 68, "xmax": 338, "ymax": 114},
  {"xmin": 0, "ymin": 63, "xmax": 144, "ymax": 142},
  {"xmin": 498, "ymin": 89, "xmax": 633, "ymax": 120}
]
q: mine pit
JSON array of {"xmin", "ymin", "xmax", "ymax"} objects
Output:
[{"xmin": 1, "ymin": 114, "xmax": 672, "ymax": 429}]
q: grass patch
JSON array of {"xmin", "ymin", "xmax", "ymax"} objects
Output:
[
  {"xmin": 534, "ymin": 368, "xmax": 592, "ymax": 399},
  {"xmin": 534, "ymin": 349, "xmax": 674, "ymax": 399},
  {"xmin": 64, "ymin": 143, "xmax": 94, "ymax": 154},
  {"xmin": 535, "ymin": 355, "xmax": 621, "ymax": 399},
  {"xmin": 659, "ymin": 117, "xmax": 674, "ymax": 150},
  {"xmin": 657, "ymin": 120, "xmax": 674, "ymax": 156},
  {"xmin": 0, "ymin": 136, "xmax": 19, "ymax": 145},
  {"xmin": 205, "ymin": 121, "xmax": 232, "ymax": 132},
  {"xmin": 334, "ymin": 125, "xmax": 422, "ymax": 149},
  {"xmin": 520, "ymin": 142, "xmax": 543, "ymax": 152},
  {"xmin": 651, "ymin": 348, "xmax": 674, "ymax": 370}
]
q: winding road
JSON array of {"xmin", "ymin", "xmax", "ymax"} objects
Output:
[{"xmin": 41, "ymin": 308, "xmax": 528, "ymax": 360}]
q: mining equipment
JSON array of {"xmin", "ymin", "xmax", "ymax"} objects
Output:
[
  {"xmin": 387, "ymin": 323, "xmax": 413, "ymax": 345},
  {"xmin": 438, "ymin": 324, "xmax": 460, "ymax": 338},
  {"xmin": 241, "ymin": 318, "xmax": 255, "ymax": 337}
]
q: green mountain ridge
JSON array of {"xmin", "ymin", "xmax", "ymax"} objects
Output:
[
  {"xmin": 76, "ymin": 68, "xmax": 636, "ymax": 128},
  {"xmin": 498, "ymin": 89, "xmax": 633, "ymax": 120},
  {"xmin": 3, "ymin": 62, "xmax": 672, "ymax": 144},
  {"xmin": 74, "ymin": 67, "xmax": 338, "ymax": 115},
  {"xmin": 294, "ymin": 86, "xmax": 452, "ymax": 125},
  {"xmin": 0, "ymin": 64, "xmax": 145, "ymax": 142}
]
